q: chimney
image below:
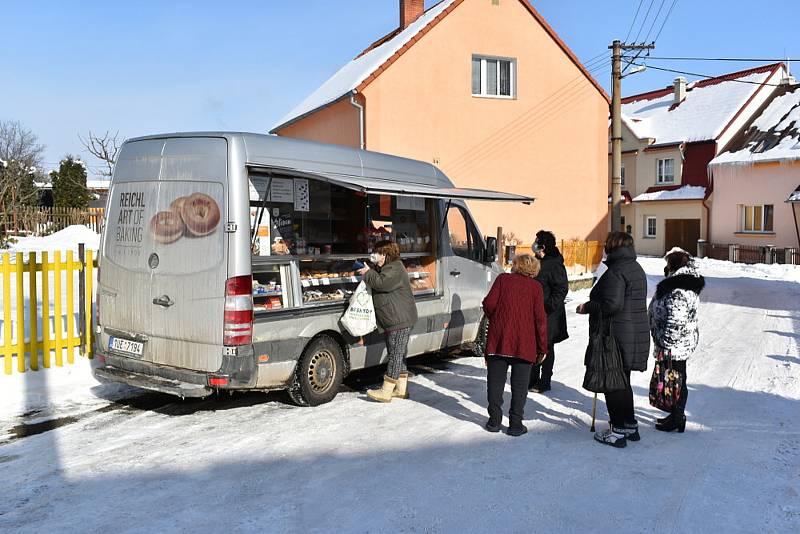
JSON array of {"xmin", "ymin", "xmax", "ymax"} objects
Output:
[
  {"xmin": 674, "ymin": 77, "xmax": 687, "ymax": 104},
  {"xmin": 400, "ymin": 0, "xmax": 425, "ymax": 29}
]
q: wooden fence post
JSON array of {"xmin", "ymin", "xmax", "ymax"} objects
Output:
[
  {"xmin": 78, "ymin": 243, "xmax": 86, "ymax": 354},
  {"xmin": 28, "ymin": 252, "xmax": 38, "ymax": 371}
]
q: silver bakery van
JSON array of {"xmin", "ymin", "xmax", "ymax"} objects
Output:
[{"xmin": 93, "ymin": 132, "xmax": 533, "ymax": 405}]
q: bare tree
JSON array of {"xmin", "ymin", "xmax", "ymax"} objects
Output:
[
  {"xmin": 0, "ymin": 120, "xmax": 46, "ymax": 232},
  {"xmin": 79, "ymin": 130, "xmax": 121, "ymax": 177},
  {"xmin": 0, "ymin": 119, "xmax": 45, "ymax": 170}
]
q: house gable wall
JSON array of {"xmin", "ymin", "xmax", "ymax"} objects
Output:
[
  {"xmin": 360, "ymin": 0, "xmax": 609, "ymax": 241},
  {"xmin": 710, "ymin": 161, "xmax": 800, "ymax": 248},
  {"xmin": 275, "ymin": 97, "xmax": 361, "ymax": 149}
]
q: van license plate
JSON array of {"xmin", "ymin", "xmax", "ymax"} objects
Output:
[{"xmin": 109, "ymin": 336, "xmax": 144, "ymax": 357}]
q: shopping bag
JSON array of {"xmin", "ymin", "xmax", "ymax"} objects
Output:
[
  {"xmin": 649, "ymin": 348, "xmax": 683, "ymax": 412},
  {"xmin": 582, "ymin": 313, "xmax": 628, "ymax": 393},
  {"xmin": 340, "ymin": 282, "xmax": 377, "ymax": 337}
]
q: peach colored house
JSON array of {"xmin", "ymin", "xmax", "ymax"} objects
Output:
[
  {"xmin": 611, "ymin": 63, "xmax": 788, "ymax": 256},
  {"xmin": 271, "ymin": 0, "xmax": 609, "ymax": 243},
  {"xmin": 709, "ymin": 82, "xmax": 800, "ymax": 260}
]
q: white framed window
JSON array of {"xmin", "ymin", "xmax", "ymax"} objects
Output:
[
  {"xmin": 644, "ymin": 216, "xmax": 657, "ymax": 238},
  {"xmin": 740, "ymin": 204, "xmax": 774, "ymax": 232},
  {"xmin": 472, "ymin": 55, "xmax": 516, "ymax": 98},
  {"xmin": 656, "ymin": 158, "xmax": 675, "ymax": 183}
]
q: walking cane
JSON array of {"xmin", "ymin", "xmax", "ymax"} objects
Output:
[{"xmin": 590, "ymin": 393, "xmax": 597, "ymax": 432}]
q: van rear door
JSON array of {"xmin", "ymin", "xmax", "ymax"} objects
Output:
[{"xmin": 100, "ymin": 137, "xmax": 229, "ymax": 372}]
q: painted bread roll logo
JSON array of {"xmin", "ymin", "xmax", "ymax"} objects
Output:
[{"xmin": 150, "ymin": 193, "xmax": 221, "ymax": 243}]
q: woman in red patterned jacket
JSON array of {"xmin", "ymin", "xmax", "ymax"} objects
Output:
[{"xmin": 482, "ymin": 254, "xmax": 548, "ymax": 436}]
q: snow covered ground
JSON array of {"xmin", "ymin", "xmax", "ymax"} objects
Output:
[{"xmin": 1, "ymin": 256, "xmax": 798, "ymax": 533}]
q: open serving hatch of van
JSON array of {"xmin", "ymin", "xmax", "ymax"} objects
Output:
[{"xmin": 247, "ymin": 165, "xmax": 536, "ymax": 204}]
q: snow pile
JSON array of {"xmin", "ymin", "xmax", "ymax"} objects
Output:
[
  {"xmin": 271, "ymin": 0, "xmax": 457, "ymax": 130},
  {"xmin": 5, "ymin": 225, "xmax": 100, "ymax": 254},
  {"xmin": 623, "ymin": 69, "xmax": 774, "ymax": 143},
  {"xmin": 712, "ymin": 85, "xmax": 800, "ymax": 165},
  {"xmin": 789, "ymin": 186, "xmax": 800, "ymax": 202},
  {"xmin": 633, "ymin": 185, "xmax": 706, "ymax": 202}
]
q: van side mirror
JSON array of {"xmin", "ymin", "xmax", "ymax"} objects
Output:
[{"xmin": 484, "ymin": 237, "xmax": 498, "ymax": 263}]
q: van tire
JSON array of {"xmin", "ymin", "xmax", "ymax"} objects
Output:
[{"xmin": 288, "ymin": 336, "xmax": 344, "ymax": 407}]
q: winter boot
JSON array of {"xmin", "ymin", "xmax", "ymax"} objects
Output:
[
  {"xmin": 655, "ymin": 413, "xmax": 686, "ymax": 433},
  {"xmin": 621, "ymin": 421, "xmax": 641, "ymax": 442},
  {"xmin": 484, "ymin": 420, "xmax": 502, "ymax": 433},
  {"xmin": 506, "ymin": 425, "xmax": 528, "ymax": 437},
  {"xmin": 532, "ymin": 382, "xmax": 551, "ymax": 394},
  {"xmin": 393, "ymin": 373, "xmax": 409, "ymax": 399},
  {"xmin": 367, "ymin": 376, "xmax": 397, "ymax": 403},
  {"xmin": 594, "ymin": 427, "xmax": 627, "ymax": 448}
]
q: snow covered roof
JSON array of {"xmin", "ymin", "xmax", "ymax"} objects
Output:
[
  {"xmin": 271, "ymin": 0, "xmax": 458, "ymax": 132},
  {"xmin": 788, "ymin": 185, "xmax": 800, "ymax": 203},
  {"xmin": 607, "ymin": 191, "xmax": 632, "ymax": 204},
  {"xmin": 711, "ymin": 84, "xmax": 800, "ymax": 165},
  {"xmin": 632, "ymin": 185, "xmax": 706, "ymax": 202},
  {"xmin": 622, "ymin": 64, "xmax": 784, "ymax": 145},
  {"xmin": 270, "ymin": 0, "xmax": 607, "ymax": 133},
  {"xmin": 87, "ymin": 180, "xmax": 110, "ymax": 190},
  {"xmin": 33, "ymin": 180, "xmax": 109, "ymax": 190}
]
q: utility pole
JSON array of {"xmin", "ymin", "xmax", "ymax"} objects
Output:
[{"xmin": 610, "ymin": 40, "xmax": 654, "ymax": 233}]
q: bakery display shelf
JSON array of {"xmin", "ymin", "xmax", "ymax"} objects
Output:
[
  {"xmin": 300, "ymin": 271, "xmax": 430, "ymax": 287},
  {"xmin": 411, "ymin": 289, "xmax": 435, "ymax": 296},
  {"xmin": 399, "ymin": 252, "xmax": 434, "ymax": 258},
  {"xmin": 253, "ymin": 291, "xmax": 283, "ymax": 298}
]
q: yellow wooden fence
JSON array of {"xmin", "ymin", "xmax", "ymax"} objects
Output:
[{"xmin": 0, "ymin": 249, "xmax": 95, "ymax": 374}]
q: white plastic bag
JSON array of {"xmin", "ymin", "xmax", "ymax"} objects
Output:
[{"xmin": 340, "ymin": 281, "xmax": 377, "ymax": 336}]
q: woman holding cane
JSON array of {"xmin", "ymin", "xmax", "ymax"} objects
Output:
[{"xmin": 576, "ymin": 232, "xmax": 649, "ymax": 448}]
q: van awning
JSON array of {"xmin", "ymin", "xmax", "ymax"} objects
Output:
[{"xmin": 247, "ymin": 166, "xmax": 535, "ymax": 204}]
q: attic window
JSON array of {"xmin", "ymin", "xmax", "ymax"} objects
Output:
[{"xmin": 472, "ymin": 55, "xmax": 516, "ymax": 99}]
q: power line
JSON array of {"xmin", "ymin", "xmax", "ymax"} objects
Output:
[
  {"xmin": 624, "ymin": 0, "xmax": 645, "ymax": 43},
  {"xmin": 626, "ymin": 56, "xmax": 795, "ymax": 62},
  {"xmin": 629, "ymin": 62, "xmax": 787, "ymax": 87},
  {"xmin": 633, "ymin": 0, "xmax": 656, "ymax": 44},
  {"xmin": 652, "ymin": 0, "xmax": 679, "ymax": 44},
  {"xmin": 642, "ymin": 0, "xmax": 668, "ymax": 44}
]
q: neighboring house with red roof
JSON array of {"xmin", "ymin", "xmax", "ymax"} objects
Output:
[
  {"xmin": 709, "ymin": 79, "xmax": 800, "ymax": 257},
  {"xmin": 271, "ymin": 0, "xmax": 610, "ymax": 243},
  {"xmin": 611, "ymin": 63, "xmax": 788, "ymax": 255}
]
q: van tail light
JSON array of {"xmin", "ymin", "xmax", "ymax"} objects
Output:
[{"xmin": 224, "ymin": 275, "xmax": 253, "ymax": 346}]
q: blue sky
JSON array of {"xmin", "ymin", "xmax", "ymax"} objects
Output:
[{"xmin": 2, "ymin": 0, "xmax": 798, "ymax": 172}]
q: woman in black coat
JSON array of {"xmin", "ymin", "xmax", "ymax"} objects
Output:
[
  {"xmin": 577, "ymin": 232, "xmax": 650, "ymax": 448},
  {"xmin": 528, "ymin": 230, "xmax": 569, "ymax": 393}
]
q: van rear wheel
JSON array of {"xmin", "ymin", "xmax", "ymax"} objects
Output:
[{"xmin": 288, "ymin": 336, "xmax": 344, "ymax": 407}]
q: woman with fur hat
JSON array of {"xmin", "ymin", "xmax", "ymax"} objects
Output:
[{"xmin": 648, "ymin": 247, "xmax": 705, "ymax": 432}]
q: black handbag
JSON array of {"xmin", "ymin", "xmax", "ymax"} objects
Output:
[
  {"xmin": 582, "ymin": 312, "xmax": 628, "ymax": 393},
  {"xmin": 474, "ymin": 314, "xmax": 489, "ymax": 358}
]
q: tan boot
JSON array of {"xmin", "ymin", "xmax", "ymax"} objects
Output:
[
  {"xmin": 393, "ymin": 373, "xmax": 409, "ymax": 399},
  {"xmin": 367, "ymin": 376, "xmax": 397, "ymax": 403}
]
